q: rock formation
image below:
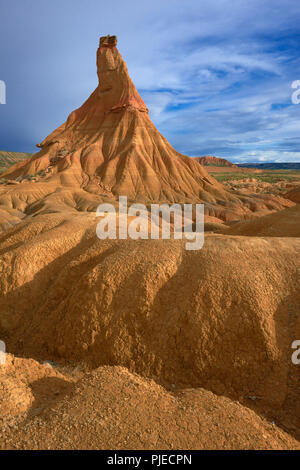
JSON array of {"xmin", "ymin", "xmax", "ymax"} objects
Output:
[
  {"xmin": 1, "ymin": 36, "xmax": 231, "ymax": 205},
  {"xmin": 196, "ymin": 155, "xmax": 238, "ymax": 167},
  {"xmin": 1, "ymin": 365, "xmax": 299, "ymax": 450},
  {"xmin": 0, "ymin": 36, "xmax": 294, "ymax": 229},
  {"xmin": 284, "ymin": 186, "xmax": 300, "ymax": 203},
  {"xmin": 0, "ymin": 213, "xmax": 299, "ymax": 448},
  {"xmin": 0, "ymin": 151, "xmax": 32, "ymax": 174},
  {"xmin": 0, "ymin": 35, "xmax": 299, "ymax": 450}
]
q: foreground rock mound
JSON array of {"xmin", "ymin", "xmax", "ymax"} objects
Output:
[
  {"xmin": 1, "ymin": 214, "xmax": 299, "ymax": 420},
  {"xmin": 0, "ymin": 34, "xmax": 299, "ymax": 450},
  {"xmin": 0, "ymin": 151, "xmax": 32, "ymax": 174},
  {"xmin": 226, "ymin": 205, "xmax": 300, "ymax": 237},
  {"xmin": 0, "ymin": 354, "xmax": 74, "ymax": 420},
  {"xmin": 1, "ymin": 366, "xmax": 299, "ymax": 450}
]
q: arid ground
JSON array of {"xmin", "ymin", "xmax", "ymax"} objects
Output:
[{"xmin": 0, "ymin": 35, "xmax": 299, "ymax": 450}]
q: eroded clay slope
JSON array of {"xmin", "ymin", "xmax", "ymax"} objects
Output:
[
  {"xmin": 1, "ymin": 366, "xmax": 299, "ymax": 450},
  {"xmin": 0, "ymin": 36, "xmax": 294, "ymax": 229},
  {"xmin": 1, "ymin": 36, "xmax": 228, "ymax": 205},
  {"xmin": 0, "ymin": 213, "xmax": 299, "ymax": 413}
]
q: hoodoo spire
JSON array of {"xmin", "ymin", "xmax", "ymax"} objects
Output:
[{"xmin": 1, "ymin": 35, "xmax": 235, "ymax": 210}]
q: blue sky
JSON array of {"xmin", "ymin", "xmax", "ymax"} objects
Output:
[{"xmin": 0, "ymin": 0, "xmax": 300, "ymax": 162}]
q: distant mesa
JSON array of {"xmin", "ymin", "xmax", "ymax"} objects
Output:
[
  {"xmin": 238, "ymin": 162, "xmax": 300, "ymax": 170},
  {"xmin": 196, "ymin": 155, "xmax": 238, "ymax": 168}
]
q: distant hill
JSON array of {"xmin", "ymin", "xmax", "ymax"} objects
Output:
[
  {"xmin": 238, "ymin": 162, "xmax": 300, "ymax": 170},
  {"xmin": 0, "ymin": 151, "xmax": 33, "ymax": 174},
  {"xmin": 196, "ymin": 156, "xmax": 237, "ymax": 167}
]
